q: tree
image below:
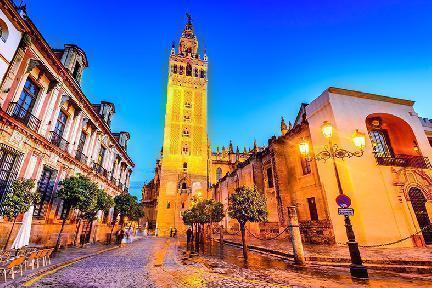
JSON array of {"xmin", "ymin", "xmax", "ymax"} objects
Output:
[
  {"xmin": 181, "ymin": 198, "xmax": 225, "ymax": 251},
  {"xmin": 54, "ymin": 175, "xmax": 97, "ymax": 252},
  {"xmin": 110, "ymin": 193, "xmax": 140, "ymax": 242},
  {"xmin": 1, "ymin": 179, "xmax": 38, "ymax": 250},
  {"xmin": 228, "ymin": 186, "xmax": 268, "ymax": 260},
  {"xmin": 82, "ymin": 188, "xmax": 114, "ymax": 244}
]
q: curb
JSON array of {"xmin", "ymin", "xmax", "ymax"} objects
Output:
[
  {"xmin": 1, "ymin": 245, "xmax": 119, "ymax": 287},
  {"xmin": 222, "ymin": 239, "xmax": 432, "ymax": 275}
]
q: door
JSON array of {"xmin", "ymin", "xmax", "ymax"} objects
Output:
[
  {"xmin": 409, "ymin": 187, "xmax": 432, "ymax": 244},
  {"xmin": 33, "ymin": 167, "xmax": 56, "ymax": 218},
  {"xmin": 0, "ymin": 146, "xmax": 21, "ymax": 204}
]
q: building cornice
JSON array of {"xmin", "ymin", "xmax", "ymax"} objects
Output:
[
  {"xmin": 7, "ymin": 4, "xmax": 134, "ymax": 167},
  {"xmin": 328, "ymin": 87, "xmax": 415, "ymax": 107}
]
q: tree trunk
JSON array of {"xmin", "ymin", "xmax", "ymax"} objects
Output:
[
  {"xmin": 109, "ymin": 222, "xmax": 116, "ymax": 244},
  {"xmin": 195, "ymin": 223, "xmax": 200, "ymax": 253},
  {"xmin": 3, "ymin": 217, "xmax": 17, "ymax": 251},
  {"xmin": 240, "ymin": 223, "xmax": 248, "ymax": 261},
  {"xmin": 73, "ymin": 218, "xmax": 82, "ymax": 246},
  {"xmin": 55, "ymin": 215, "xmax": 68, "ymax": 252}
]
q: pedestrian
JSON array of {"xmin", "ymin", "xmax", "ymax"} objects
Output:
[
  {"xmin": 186, "ymin": 227, "xmax": 193, "ymax": 250},
  {"xmin": 117, "ymin": 229, "xmax": 125, "ymax": 246}
]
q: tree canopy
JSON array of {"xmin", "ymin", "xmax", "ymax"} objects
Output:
[
  {"xmin": 228, "ymin": 186, "xmax": 268, "ymax": 227},
  {"xmin": 1, "ymin": 179, "xmax": 38, "ymax": 219}
]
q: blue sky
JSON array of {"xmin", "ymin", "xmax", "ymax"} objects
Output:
[{"xmin": 25, "ymin": 0, "xmax": 432, "ymax": 199}]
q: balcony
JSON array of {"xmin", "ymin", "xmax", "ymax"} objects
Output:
[
  {"xmin": 375, "ymin": 154, "xmax": 432, "ymax": 169},
  {"xmin": 93, "ymin": 162, "xmax": 108, "ymax": 178},
  {"xmin": 75, "ymin": 151, "xmax": 88, "ymax": 165},
  {"xmin": 6, "ymin": 102, "xmax": 41, "ymax": 132},
  {"xmin": 50, "ymin": 131, "xmax": 69, "ymax": 152}
]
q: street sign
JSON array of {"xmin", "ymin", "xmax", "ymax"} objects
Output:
[
  {"xmin": 336, "ymin": 194, "xmax": 351, "ymax": 208},
  {"xmin": 338, "ymin": 208, "xmax": 354, "ymax": 216}
]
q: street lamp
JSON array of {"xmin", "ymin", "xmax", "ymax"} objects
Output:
[{"xmin": 299, "ymin": 122, "xmax": 369, "ymax": 279}]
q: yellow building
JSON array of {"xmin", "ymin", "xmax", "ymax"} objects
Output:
[{"xmin": 156, "ymin": 15, "xmax": 209, "ymax": 236}]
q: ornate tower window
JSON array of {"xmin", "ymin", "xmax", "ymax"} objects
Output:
[
  {"xmin": 179, "ymin": 66, "xmax": 184, "ymax": 75},
  {"xmin": 186, "ymin": 63, "xmax": 192, "ymax": 76},
  {"xmin": 173, "ymin": 64, "xmax": 178, "ymax": 73},
  {"xmin": 182, "ymin": 143, "xmax": 189, "ymax": 155},
  {"xmin": 194, "ymin": 68, "xmax": 198, "ymax": 77},
  {"xmin": 200, "ymin": 69, "xmax": 206, "ymax": 78},
  {"xmin": 183, "ymin": 128, "xmax": 190, "ymax": 137}
]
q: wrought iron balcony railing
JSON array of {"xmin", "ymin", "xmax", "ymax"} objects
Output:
[
  {"xmin": 374, "ymin": 153, "xmax": 432, "ymax": 169},
  {"xmin": 75, "ymin": 151, "xmax": 88, "ymax": 165},
  {"xmin": 6, "ymin": 102, "xmax": 41, "ymax": 132},
  {"xmin": 50, "ymin": 131, "xmax": 69, "ymax": 152}
]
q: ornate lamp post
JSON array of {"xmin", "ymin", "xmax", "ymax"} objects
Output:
[{"xmin": 299, "ymin": 121, "xmax": 369, "ymax": 279}]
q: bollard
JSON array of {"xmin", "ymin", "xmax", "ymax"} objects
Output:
[{"xmin": 288, "ymin": 206, "xmax": 305, "ymax": 265}]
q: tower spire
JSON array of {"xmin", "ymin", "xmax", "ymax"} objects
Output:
[{"xmin": 281, "ymin": 116, "xmax": 288, "ymax": 135}]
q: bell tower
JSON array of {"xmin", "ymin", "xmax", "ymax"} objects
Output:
[{"xmin": 156, "ymin": 14, "xmax": 209, "ymax": 236}]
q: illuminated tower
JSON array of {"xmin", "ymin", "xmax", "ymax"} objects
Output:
[{"xmin": 156, "ymin": 14, "xmax": 208, "ymax": 236}]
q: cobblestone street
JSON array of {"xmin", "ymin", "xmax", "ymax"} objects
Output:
[{"xmin": 9, "ymin": 237, "xmax": 431, "ymax": 288}]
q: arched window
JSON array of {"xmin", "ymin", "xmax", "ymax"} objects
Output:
[
  {"xmin": 0, "ymin": 19, "xmax": 9, "ymax": 43},
  {"xmin": 183, "ymin": 128, "xmax": 189, "ymax": 137},
  {"xmin": 194, "ymin": 68, "xmax": 198, "ymax": 77},
  {"xmin": 182, "ymin": 182, "xmax": 187, "ymax": 189},
  {"xmin": 181, "ymin": 202, "xmax": 185, "ymax": 209},
  {"xmin": 200, "ymin": 69, "xmax": 206, "ymax": 78},
  {"xmin": 167, "ymin": 201, "xmax": 171, "ymax": 209},
  {"xmin": 186, "ymin": 63, "xmax": 192, "ymax": 76},
  {"xmin": 173, "ymin": 64, "xmax": 178, "ymax": 74},
  {"xmin": 216, "ymin": 167, "xmax": 222, "ymax": 182},
  {"xmin": 182, "ymin": 144, "xmax": 189, "ymax": 155},
  {"xmin": 183, "ymin": 162, "xmax": 188, "ymax": 172},
  {"xmin": 179, "ymin": 66, "xmax": 184, "ymax": 75}
]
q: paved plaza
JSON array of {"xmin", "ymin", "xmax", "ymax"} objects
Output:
[{"xmin": 4, "ymin": 238, "xmax": 430, "ymax": 288}]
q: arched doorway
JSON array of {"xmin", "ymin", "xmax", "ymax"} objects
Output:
[{"xmin": 409, "ymin": 187, "xmax": 432, "ymax": 244}]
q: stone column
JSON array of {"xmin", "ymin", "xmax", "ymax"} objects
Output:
[
  {"xmin": 288, "ymin": 206, "xmax": 305, "ymax": 265},
  {"xmin": 39, "ymin": 82, "xmax": 61, "ymax": 136},
  {"xmin": 68, "ymin": 111, "xmax": 83, "ymax": 155}
]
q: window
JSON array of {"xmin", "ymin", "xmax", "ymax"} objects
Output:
[
  {"xmin": 179, "ymin": 66, "xmax": 184, "ymax": 75},
  {"xmin": 185, "ymin": 102, "xmax": 192, "ymax": 108},
  {"xmin": 200, "ymin": 69, "xmax": 206, "ymax": 78},
  {"xmin": 0, "ymin": 19, "xmax": 8, "ymax": 42},
  {"xmin": 216, "ymin": 167, "xmax": 222, "ymax": 182},
  {"xmin": 182, "ymin": 144, "xmax": 189, "ymax": 155},
  {"xmin": 33, "ymin": 167, "xmax": 56, "ymax": 218},
  {"xmin": 16, "ymin": 78, "xmax": 39, "ymax": 114},
  {"xmin": 181, "ymin": 182, "xmax": 187, "ymax": 189},
  {"xmin": 181, "ymin": 202, "xmax": 185, "ymax": 209},
  {"xmin": 194, "ymin": 68, "xmax": 198, "ymax": 77},
  {"xmin": 184, "ymin": 115, "xmax": 191, "ymax": 122},
  {"xmin": 98, "ymin": 146, "xmax": 106, "ymax": 166},
  {"xmin": 186, "ymin": 63, "xmax": 192, "ymax": 76},
  {"xmin": 0, "ymin": 145, "xmax": 22, "ymax": 204},
  {"xmin": 167, "ymin": 201, "xmax": 171, "ymax": 209},
  {"xmin": 301, "ymin": 157, "xmax": 311, "ymax": 175},
  {"xmin": 307, "ymin": 197, "xmax": 318, "ymax": 221},
  {"xmin": 183, "ymin": 162, "xmax": 188, "ymax": 172},
  {"xmin": 72, "ymin": 62, "xmax": 81, "ymax": 81},
  {"xmin": 183, "ymin": 128, "xmax": 189, "ymax": 137},
  {"xmin": 77, "ymin": 132, "xmax": 87, "ymax": 154},
  {"xmin": 54, "ymin": 110, "xmax": 68, "ymax": 139},
  {"xmin": 369, "ymin": 129, "xmax": 393, "ymax": 157},
  {"xmin": 266, "ymin": 167, "xmax": 274, "ymax": 188},
  {"xmin": 173, "ymin": 64, "xmax": 178, "ymax": 74}
]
